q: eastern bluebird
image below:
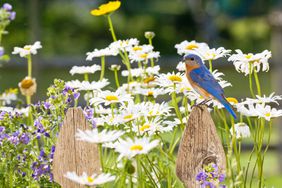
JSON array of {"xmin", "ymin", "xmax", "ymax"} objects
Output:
[{"xmin": 184, "ymin": 53, "xmax": 237, "ymax": 119}]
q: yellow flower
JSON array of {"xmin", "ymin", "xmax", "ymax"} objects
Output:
[{"xmin": 91, "ymin": 1, "xmax": 121, "ymax": 16}]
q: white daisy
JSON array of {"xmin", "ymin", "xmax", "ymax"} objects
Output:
[
  {"xmin": 69, "ymin": 64, "xmax": 101, "ymax": 75},
  {"xmin": 128, "ymin": 44, "xmax": 160, "ymax": 63},
  {"xmin": 156, "ymin": 72, "xmax": 184, "ymax": 88},
  {"xmin": 109, "ymin": 38, "xmax": 139, "ymax": 53},
  {"xmin": 176, "ymin": 61, "xmax": 185, "ymax": 71},
  {"xmin": 212, "ymin": 69, "xmax": 232, "ymax": 88},
  {"xmin": 197, "ymin": 47, "xmax": 231, "ymax": 61},
  {"xmin": 255, "ymin": 104, "xmax": 282, "ymax": 121},
  {"xmin": 12, "ymin": 41, "xmax": 42, "ymax": 57},
  {"xmin": 243, "ymin": 92, "xmax": 282, "ymax": 105},
  {"xmin": 86, "ymin": 47, "xmax": 118, "ymax": 61},
  {"xmin": 121, "ymin": 68, "xmax": 143, "ymax": 77},
  {"xmin": 228, "ymin": 49, "xmax": 271, "ymax": 75},
  {"xmin": 78, "ymin": 79, "xmax": 109, "ymax": 91},
  {"xmin": 230, "ymin": 122, "xmax": 251, "ymax": 139},
  {"xmin": 143, "ymin": 102, "xmax": 172, "ymax": 117},
  {"xmin": 146, "ymin": 65, "xmax": 160, "ymax": 75},
  {"xmin": 115, "ymin": 102, "xmax": 143, "ymax": 123},
  {"xmin": 90, "ymin": 90, "xmax": 133, "ymax": 106},
  {"xmin": 114, "ymin": 137, "xmax": 159, "ymax": 159},
  {"xmin": 76, "ymin": 129, "xmax": 125, "ymax": 143},
  {"xmin": 175, "ymin": 40, "xmax": 209, "ymax": 55},
  {"xmin": 0, "ymin": 91, "xmax": 17, "ymax": 105},
  {"xmin": 132, "ymin": 117, "xmax": 176, "ymax": 135},
  {"xmin": 135, "ymin": 87, "xmax": 166, "ymax": 98},
  {"xmin": 237, "ymin": 103, "xmax": 282, "ymax": 121},
  {"xmin": 64, "ymin": 172, "xmax": 115, "ymax": 186}
]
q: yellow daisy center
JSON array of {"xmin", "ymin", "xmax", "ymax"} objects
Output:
[
  {"xmin": 133, "ymin": 46, "xmax": 142, "ymax": 51},
  {"xmin": 265, "ymin": 112, "xmax": 271, "ymax": 117},
  {"xmin": 147, "ymin": 91, "xmax": 154, "ymax": 96},
  {"xmin": 148, "ymin": 110, "xmax": 160, "ymax": 116},
  {"xmin": 87, "ymin": 176, "xmax": 94, "ymax": 183},
  {"xmin": 139, "ymin": 53, "xmax": 148, "ymax": 59},
  {"xmin": 143, "ymin": 76, "xmax": 155, "ymax": 84},
  {"xmin": 245, "ymin": 54, "xmax": 253, "ymax": 59},
  {"xmin": 140, "ymin": 124, "xmax": 151, "ymax": 131},
  {"xmin": 168, "ymin": 75, "xmax": 182, "ymax": 82},
  {"xmin": 130, "ymin": 144, "xmax": 143, "ymax": 151},
  {"xmin": 124, "ymin": 114, "xmax": 133, "ymax": 120},
  {"xmin": 24, "ymin": 46, "xmax": 31, "ymax": 51},
  {"xmin": 105, "ymin": 95, "xmax": 118, "ymax": 101},
  {"xmin": 90, "ymin": 1, "xmax": 121, "ymax": 16},
  {"xmin": 185, "ymin": 44, "xmax": 198, "ymax": 50},
  {"xmin": 226, "ymin": 97, "xmax": 238, "ymax": 104}
]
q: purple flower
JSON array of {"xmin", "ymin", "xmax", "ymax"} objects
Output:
[
  {"xmin": 196, "ymin": 171, "xmax": 208, "ymax": 182},
  {"xmin": 9, "ymin": 11, "xmax": 16, "ymax": 20},
  {"xmin": 212, "ymin": 163, "xmax": 218, "ymax": 173},
  {"xmin": 218, "ymin": 174, "xmax": 225, "ymax": 182},
  {"xmin": 0, "ymin": 126, "xmax": 5, "ymax": 133},
  {"xmin": 43, "ymin": 101, "xmax": 51, "ymax": 109},
  {"xmin": 8, "ymin": 134, "xmax": 19, "ymax": 145},
  {"xmin": 73, "ymin": 92, "xmax": 80, "ymax": 100},
  {"xmin": 0, "ymin": 47, "xmax": 4, "ymax": 57},
  {"xmin": 0, "ymin": 111, "xmax": 7, "ymax": 120},
  {"xmin": 3, "ymin": 3, "xmax": 12, "ymax": 11},
  {"xmin": 63, "ymin": 85, "xmax": 74, "ymax": 95},
  {"xmin": 20, "ymin": 133, "xmax": 30, "ymax": 144},
  {"xmin": 202, "ymin": 181, "xmax": 216, "ymax": 188},
  {"xmin": 84, "ymin": 108, "xmax": 94, "ymax": 120}
]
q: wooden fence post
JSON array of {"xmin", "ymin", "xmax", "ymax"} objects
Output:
[
  {"xmin": 53, "ymin": 108, "xmax": 101, "ymax": 188},
  {"xmin": 176, "ymin": 105, "xmax": 226, "ymax": 187}
]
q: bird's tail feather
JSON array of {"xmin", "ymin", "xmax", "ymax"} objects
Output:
[{"xmin": 216, "ymin": 95, "xmax": 237, "ymax": 119}]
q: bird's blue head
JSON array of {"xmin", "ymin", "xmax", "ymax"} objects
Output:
[{"xmin": 183, "ymin": 54, "xmax": 204, "ymax": 67}]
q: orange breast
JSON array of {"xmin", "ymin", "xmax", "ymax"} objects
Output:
[{"xmin": 185, "ymin": 67, "xmax": 212, "ymax": 99}]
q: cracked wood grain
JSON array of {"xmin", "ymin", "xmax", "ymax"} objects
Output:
[
  {"xmin": 176, "ymin": 105, "xmax": 226, "ymax": 188},
  {"xmin": 53, "ymin": 108, "xmax": 100, "ymax": 188}
]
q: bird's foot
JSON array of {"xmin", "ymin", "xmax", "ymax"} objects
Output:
[{"xmin": 192, "ymin": 99, "xmax": 212, "ymax": 110}]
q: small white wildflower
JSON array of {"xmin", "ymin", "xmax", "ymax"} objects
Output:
[
  {"xmin": 12, "ymin": 41, "xmax": 42, "ymax": 57},
  {"xmin": 230, "ymin": 122, "xmax": 251, "ymax": 139},
  {"xmin": 64, "ymin": 172, "xmax": 115, "ymax": 186}
]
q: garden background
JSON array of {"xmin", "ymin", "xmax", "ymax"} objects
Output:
[{"xmin": 1, "ymin": 0, "xmax": 282, "ymax": 186}]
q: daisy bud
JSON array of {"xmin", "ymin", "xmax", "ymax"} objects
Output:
[
  {"xmin": 18, "ymin": 77, "xmax": 37, "ymax": 96},
  {"xmin": 144, "ymin": 31, "xmax": 155, "ymax": 40},
  {"xmin": 109, "ymin": 64, "xmax": 121, "ymax": 71}
]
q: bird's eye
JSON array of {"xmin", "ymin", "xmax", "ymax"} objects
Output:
[{"xmin": 190, "ymin": 57, "xmax": 194, "ymax": 61}]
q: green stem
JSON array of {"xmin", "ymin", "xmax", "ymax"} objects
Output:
[
  {"xmin": 114, "ymin": 70, "xmax": 120, "ymax": 88},
  {"xmin": 248, "ymin": 63, "xmax": 255, "ymax": 98},
  {"xmin": 253, "ymin": 70, "xmax": 261, "ymax": 96},
  {"xmin": 107, "ymin": 15, "xmax": 117, "ymax": 41},
  {"xmin": 27, "ymin": 54, "xmax": 32, "ymax": 77},
  {"xmin": 100, "ymin": 56, "xmax": 105, "ymax": 81},
  {"xmin": 136, "ymin": 155, "xmax": 143, "ymax": 188},
  {"xmin": 84, "ymin": 73, "xmax": 90, "ymax": 106},
  {"xmin": 208, "ymin": 60, "xmax": 212, "ymax": 72}
]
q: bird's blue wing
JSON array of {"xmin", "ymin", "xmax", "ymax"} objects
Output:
[
  {"xmin": 190, "ymin": 67, "xmax": 237, "ymax": 119},
  {"xmin": 190, "ymin": 67, "xmax": 224, "ymax": 96}
]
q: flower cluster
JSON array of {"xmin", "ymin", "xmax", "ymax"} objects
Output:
[{"xmin": 196, "ymin": 163, "xmax": 225, "ymax": 188}]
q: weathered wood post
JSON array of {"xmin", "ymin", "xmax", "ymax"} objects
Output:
[
  {"xmin": 53, "ymin": 108, "xmax": 101, "ymax": 188},
  {"xmin": 176, "ymin": 105, "xmax": 226, "ymax": 187}
]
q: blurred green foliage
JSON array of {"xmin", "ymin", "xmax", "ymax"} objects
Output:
[{"xmin": 1, "ymin": 0, "xmax": 278, "ymax": 57}]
